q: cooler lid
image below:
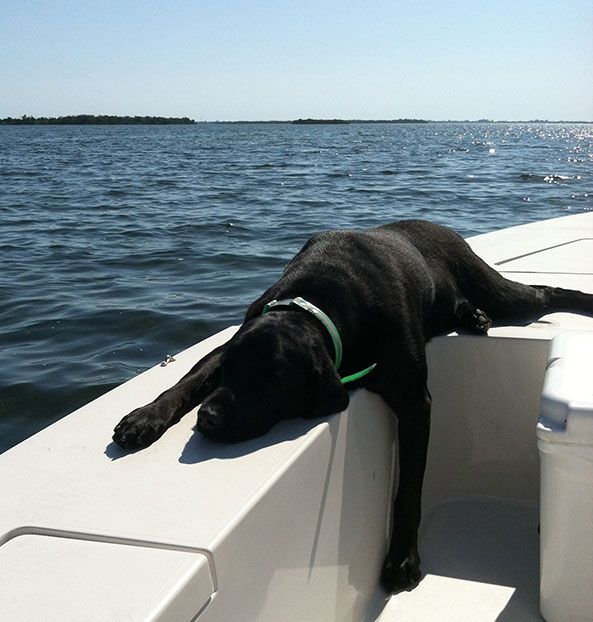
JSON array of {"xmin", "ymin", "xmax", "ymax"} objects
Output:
[
  {"xmin": 538, "ymin": 333, "xmax": 593, "ymax": 443},
  {"xmin": 0, "ymin": 531, "xmax": 214, "ymax": 622}
]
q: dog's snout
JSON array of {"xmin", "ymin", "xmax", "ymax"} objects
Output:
[
  {"xmin": 198, "ymin": 406, "xmax": 225, "ymax": 431},
  {"xmin": 197, "ymin": 386, "xmax": 236, "ymax": 438}
]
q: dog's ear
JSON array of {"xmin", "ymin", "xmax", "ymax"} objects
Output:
[{"xmin": 307, "ymin": 355, "xmax": 350, "ymax": 419}]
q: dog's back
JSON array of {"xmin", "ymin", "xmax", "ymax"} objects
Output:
[{"xmin": 249, "ymin": 219, "xmax": 593, "ymax": 338}]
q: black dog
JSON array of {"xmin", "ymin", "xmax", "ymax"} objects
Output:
[{"xmin": 112, "ymin": 219, "xmax": 593, "ymax": 593}]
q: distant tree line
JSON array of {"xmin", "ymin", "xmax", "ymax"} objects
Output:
[
  {"xmin": 0, "ymin": 115, "xmax": 196, "ymax": 125},
  {"xmin": 292, "ymin": 118, "xmax": 428, "ymax": 124},
  {"xmin": 2, "ymin": 116, "xmax": 588, "ymax": 126},
  {"xmin": 293, "ymin": 118, "xmax": 351, "ymax": 124}
]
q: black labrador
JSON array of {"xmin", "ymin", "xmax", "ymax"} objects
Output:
[{"xmin": 112, "ymin": 219, "xmax": 593, "ymax": 593}]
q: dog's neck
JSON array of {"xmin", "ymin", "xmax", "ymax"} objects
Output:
[
  {"xmin": 257, "ymin": 305, "xmax": 336, "ymax": 365},
  {"xmin": 262, "ymin": 297, "xmax": 344, "ymax": 366}
]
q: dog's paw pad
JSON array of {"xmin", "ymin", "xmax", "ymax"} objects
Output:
[
  {"xmin": 472, "ymin": 308, "xmax": 492, "ymax": 333},
  {"xmin": 456, "ymin": 302, "xmax": 492, "ymax": 334}
]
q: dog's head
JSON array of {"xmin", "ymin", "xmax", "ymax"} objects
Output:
[{"xmin": 196, "ymin": 315, "xmax": 349, "ymax": 442}]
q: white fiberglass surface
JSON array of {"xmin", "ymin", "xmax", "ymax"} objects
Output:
[{"xmin": 379, "ymin": 498, "xmax": 541, "ymax": 622}]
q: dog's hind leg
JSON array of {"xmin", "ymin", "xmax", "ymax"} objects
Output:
[
  {"xmin": 529, "ymin": 285, "xmax": 593, "ymax": 316},
  {"xmin": 456, "ymin": 250, "xmax": 593, "ymax": 324},
  {"xmin": 469, "ymin": 278, "xmax": 593, "ymax": 325},
  {"xmin": 112, "ymin": 344, "xmax": 225, "ymax": 449}
]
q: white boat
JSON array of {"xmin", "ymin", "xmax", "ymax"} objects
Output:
[{"xmin": 1, "ymin": 213, "xmax": 592, "ymax": 622}]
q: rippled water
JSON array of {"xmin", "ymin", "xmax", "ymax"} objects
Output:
[{"xmin": 1, "ymin": 122, "xmax": 592, "ymax": 452}]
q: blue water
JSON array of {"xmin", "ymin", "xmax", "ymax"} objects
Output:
[{"xmin": 1, "ymin": 122, "xmax": 592, "ymax": 452}]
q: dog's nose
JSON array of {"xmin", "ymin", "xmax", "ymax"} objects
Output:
[{"xmin": 198, "ymin": 406, "xmax": 225, "ymax": 431}]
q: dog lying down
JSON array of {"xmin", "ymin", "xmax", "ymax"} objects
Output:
[{"xmin": 113, "ymin": 219, "xmax": 593, "ymax": 594}]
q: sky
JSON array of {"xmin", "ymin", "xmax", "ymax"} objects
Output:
[{"xmin": 2, "ymin": 1, "xmax": 592, "ymax": 121}]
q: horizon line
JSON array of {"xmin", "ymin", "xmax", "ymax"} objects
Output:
[
  {"xmin": 204, "ymin": 118, "xmax": 593, "ymax": 124},
  {"xmin": 2, "ymin": 114, "xmax": 593, "ymax": 125}
]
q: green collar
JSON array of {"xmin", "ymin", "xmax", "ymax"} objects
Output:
[{"xmin": 261, "ymin": 296, "xmax": 377, "ymax": 385}]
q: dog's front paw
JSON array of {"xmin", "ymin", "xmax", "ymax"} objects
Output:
[
  {"xmin": 112, "ymin": 405, "xmax": 168, "ymax": 450},
  {"xmin": 380, "ymin": 552, "xmax": 421, "ymax": 594}
]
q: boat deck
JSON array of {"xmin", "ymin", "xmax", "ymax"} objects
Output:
[
  {"xmin": 378, "ymin": 497, "xmax": 541, "ymax": 622},
  {"xmin": 2, "ymin": 212, "xmax": 593, "ymax": 621}
]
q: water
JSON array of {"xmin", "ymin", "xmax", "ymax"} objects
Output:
[{"xmin": 1, "ymin": 122, "xmax": 592, "ymax": 452}]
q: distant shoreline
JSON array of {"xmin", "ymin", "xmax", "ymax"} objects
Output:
[
  {"xmin": 215, "ymin": 119, "xmax": 593, "ymax": 125},
  {"xmin": 1, "ymin": 115, "xmax": 591, "ymax": 126},
  {"xmin": 292, "ymin": 118, "xmax": 427, "ymax": 125},
  {"xmin": 0, "ymin": 115, "xmax": 196, "ymax": 125}
]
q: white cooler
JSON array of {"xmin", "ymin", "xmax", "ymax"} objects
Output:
[{"xmin": 537, "ymin": 333, "xmax": 593, "ymax": 622}]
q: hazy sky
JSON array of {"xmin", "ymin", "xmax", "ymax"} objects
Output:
[{"xmin": 2, "ymin": 1, "xmax": 592, "ymax": 121}]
